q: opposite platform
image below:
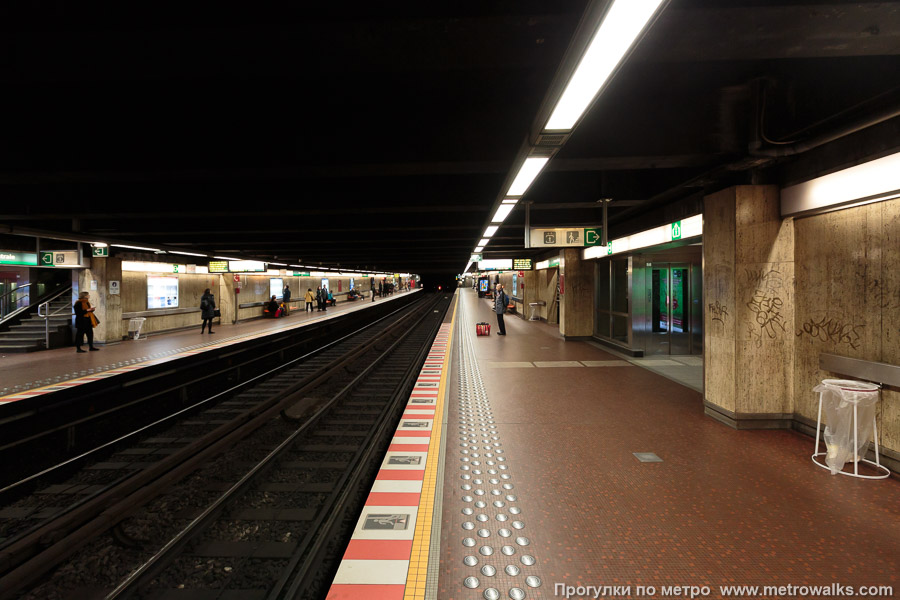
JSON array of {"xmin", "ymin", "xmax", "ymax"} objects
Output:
[{"xmin": 0, "ymin": 290, "xmax": 419, "ymax": 405}]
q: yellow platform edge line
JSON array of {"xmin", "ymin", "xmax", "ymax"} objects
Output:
[{"xmin": 403, "ymin": 293, "xmax": 457, "ymax": 599}]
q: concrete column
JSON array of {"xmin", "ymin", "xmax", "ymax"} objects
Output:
[
  {"xmin": 78, "ymin": 256, "xmax": 124, "ymax": 344},
  {"xmin": 703, "ymin": 185, "xmax": 795, "ymax": 428},
  {"xmin": 559, "ymin": 248, "xmax": 594, "ymax": 339}
]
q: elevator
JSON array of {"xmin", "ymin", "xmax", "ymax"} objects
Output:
[{"xmin": 594, "ymin": 245, "xmax": 702, "ymax": 356}]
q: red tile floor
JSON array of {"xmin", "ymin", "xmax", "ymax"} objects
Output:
[{"xmin": 438, "ymin": 290, "xmax": 898, "ymax": 599}]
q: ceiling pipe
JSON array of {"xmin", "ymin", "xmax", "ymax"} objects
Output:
[{"xmin": 749, "ymin": 82, "xmax": 900, "ymax": 158}]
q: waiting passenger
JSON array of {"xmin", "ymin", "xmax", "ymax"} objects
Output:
[
  {"xmin": 74, "ymin": 291, "xmax": 99, "ymax": 352},
  {"xmin": 282, "ymin": 285, "xmax": 291, "ymax": 315},
  {"xmin": 266, "ymin": 295, "xmax": 279, "ymax": 317},
  {"xmin": 200, "ymin": 288, "xmax": 216, "ymax": 334},
  {"xmin": 327, "ymin": 290, "xmax": 334, "ymax": 306},
  {"xmin": 305, "ymin": 288, "xmax": 315, "ymax": 312}
]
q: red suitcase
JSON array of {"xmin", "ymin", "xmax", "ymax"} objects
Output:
[{"xmin": 476, "ymin": 322, "xmax": 491, "ymax": 336}]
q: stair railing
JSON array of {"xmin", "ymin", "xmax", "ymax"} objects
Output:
[
  {"xmin": 38, "ymin": 288, "xmax": 75, "ymax": 349},
  {"xmin": 0, "ymin": 283, "xmax": 33, "ymax": 322}
]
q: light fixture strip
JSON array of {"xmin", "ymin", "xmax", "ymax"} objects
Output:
[
  {"xmin": 491, "ymin": 203, "xmax": 516, "ymax": 223},
  {"xmin": 545, "ymin": 0, "xmax": 666, "ymax": 131},
  {"xmin": 506, "ymin": 157, "xmax": 549, "ymax": 197}
]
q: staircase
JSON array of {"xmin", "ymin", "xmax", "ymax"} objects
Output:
[{"xmin": 0, "ymin": 296, "xmax": 73, "ymax": 353}]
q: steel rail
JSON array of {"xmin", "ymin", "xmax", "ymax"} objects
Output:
[
  {"xmin": 0, "ymin": 296, "xmax": 432, "ymax": 598},
  {"xmin": 102, "ymin": 294, "xmax": 444, "ymax": 599}
]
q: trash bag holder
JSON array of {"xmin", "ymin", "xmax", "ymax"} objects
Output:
[{"xmin": 811, "ymin": 379, "xmax": 890, "ymax": 479}]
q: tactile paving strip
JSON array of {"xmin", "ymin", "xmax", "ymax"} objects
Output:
[{"xmin": 450, "ymin": 299, "xmax": 543, "ymax": 599}]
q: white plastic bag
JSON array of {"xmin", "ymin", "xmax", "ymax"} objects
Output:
[{"xmin": 813, "ymin": 379, "xmax": 879, "ymax": 475}]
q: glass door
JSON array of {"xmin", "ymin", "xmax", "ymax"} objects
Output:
[{"xmin": 649, "ymin": 264, "xmax": 691, "ymax": 354}]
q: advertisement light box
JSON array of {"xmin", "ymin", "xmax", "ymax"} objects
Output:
[
  {"xmin": 147, "ymin": 276, "xmax": 179, "ymax": 309},
  {"xmin": 478, "ymin": 259, "xmax": 512, "ymax": 271},
  {"xmin": 229, "ymin": 260, "xmax": 266, "ymax": 273}
]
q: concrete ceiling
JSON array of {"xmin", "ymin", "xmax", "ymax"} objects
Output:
[{"xmin": 2, "ymin": 1, "xmax": 899, "ymax": 276}]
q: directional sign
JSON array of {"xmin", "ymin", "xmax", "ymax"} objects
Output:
[
  {"xmin": 91, "ymin": 246, "xmax": 109, "ymax": 257},
  {"xmin": 528, "ymin": 227, "xmax": 603, "ymax": 248},
  {"xmin": 40, "ymin": 251, "xmax": 80, "ymax": 266},
  {"xmin": 671, "ymin": 220, "xmax": 682, "ymax": 240},
  {"xmin": 584, "ymin": 228, "xmax": 603, "ymax": 246}
]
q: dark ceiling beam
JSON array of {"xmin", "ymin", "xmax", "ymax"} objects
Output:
[{"xmin": 637, "ymin": 4, "xmax": 900, "ymax": 63}]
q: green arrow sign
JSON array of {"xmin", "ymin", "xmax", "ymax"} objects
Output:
[
  {"xmin": 40, "ymin": 251, "xmax": 53, "ymax": 266},
  {"xmin": 92, "ymin": 246, "xmax": 109, "ymax": 257},
  {"xmin": 671, "ymin": 220, "xmax": 682, "ymax": 240},
  {"xmin": 584, "ymin": 228, "xmax": 603, "ymax": 246}
]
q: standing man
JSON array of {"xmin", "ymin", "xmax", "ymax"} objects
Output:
[
  {"xmin": 494, "ymin": 283, "xmax": 508, "ymax": 336},
  {"xmin": 316, "ymin": 286, "xmax": 323, "ymax": 311},
  {"xmin": 282, "ymin": 284, "xmax": 291, "ymax": 316}
]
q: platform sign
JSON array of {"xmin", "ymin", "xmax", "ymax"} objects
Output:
[
  {"xmin": 0, "ymin": 251, "xmax": 38, "ymax": 266},
  {"xmin": 208, "ymin": 261, "xmax": 229, "ymax": 273},
  {"xmin": 513, "ymin": 258, "xmax": 533, "ymax": 270},
  {"xmin": 292, "ymin": 271, "xmax": 310, "ymax": 277},
  {"xmin": 527, "ymin": 227, "xmax": 603, "ymax": 248},
  {"xmin": 91, "ymin": 246, "xmax": 109, "ymax": 257}
]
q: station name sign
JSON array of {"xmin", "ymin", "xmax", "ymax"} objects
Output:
[
  {"xmin": 0, "ymin": 251, "xmax": 38, "ymax": 266},
  {"xmin": 513, "ymin": 258, "xmax": 532, "ymax": 270}
]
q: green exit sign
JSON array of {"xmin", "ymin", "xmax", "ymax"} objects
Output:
[
  {"xmin": 671, "ymin": 220, "xmax": 683, "ymax": 240},
  {"xmin": 92, "ymin": 246, "xmax": 109, "ymax": 257}
]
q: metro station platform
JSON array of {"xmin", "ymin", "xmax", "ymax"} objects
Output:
[
  {"xmin": 0, "ymin": 290, "xmax": 418, "ymax": 406},
  {"xmin": 329, "ymin": 289, "xmax": 899, "ymax": 600}
]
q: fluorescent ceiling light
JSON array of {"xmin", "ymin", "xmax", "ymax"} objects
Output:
[
  {"xmin": 170, "ymin": 250, "xmax": 208, "ymax": 257},
  {"xmin": 112, "ymin": 244, "xmax": 162, "ymax": 252},
  {"xmin": 474, "ymin": 246, "xmax": 484, "ymax": 252},
  {"xmin": 483, "ymin": 225, "xmax": 499, "ymax": 238},
  {"xmin": 91, "ymin": 242, "xmax": 108, "ymax": 247},
  {"xmin": 491, "ymin": 203, "xmax": 516, "ymax": 223},
  {"xmin": 781, "ymin": 151, "xmax": 900, "ymax": 216},
  {"xmin": 214, "ymin": 256, "xmax": 242, "ymax": 261},
  {"xmin": 545, "ymin": 0, "xmax": 666, "ymax": 131},
  {"xmin": 269, "ymin": 262, "xmax": 287, "ymax": 266},
  {"xmin": 478, "ymin": 238, "xmax": 490, "ymax": 247},
  {"xmin": 507, "ymin": 157, "xmax": 549, "ymax": 197},
  {"xmin": 501, "ymin": 198, "xmax": 517, "ymax": 204}
]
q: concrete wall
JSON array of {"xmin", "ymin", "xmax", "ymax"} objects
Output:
[
  {"xmin": 559, "ymin": 248, "xmax": 594, "ymax": 338},
  {"xmin": 793, "ymin": 198, "xmax": 900, "ymax": 455},
  {"xmin": 529, "ymin": 268, "xmax": 558, "ymax": 323},
  {"xmin": 704, "ymin": 185, "xmax": 899, "ymax": 462},
  {"xmin": 117, "ymin": 271, "xmax": 385, "ymax": 337},
  {"xmin": 121, "ymin": 270, "xmax": 221, "ymax": 336}
]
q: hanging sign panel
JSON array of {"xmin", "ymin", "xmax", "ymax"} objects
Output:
[
  {"xmin": 513, "ymin": 258, "xmax": 533, "ymax": 270},
  {"xmin": 527, "ymin": 227, "xmax": 603, "ymax": 248}
]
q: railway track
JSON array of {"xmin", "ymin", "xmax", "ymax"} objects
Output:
[{"xmin": 0, "ymin": 292, "xmax": 452, "ymax": 599}]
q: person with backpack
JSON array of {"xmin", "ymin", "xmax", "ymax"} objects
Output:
[
  {"xmin": 200, "ymin": 288, "xmax": 216, "ymax": 333},
  {"xmin": 493, "ymin": 283, "xmax": 509, "ymax": 335}
]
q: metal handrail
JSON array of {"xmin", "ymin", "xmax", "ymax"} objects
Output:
[
  {"xmin": 38, "ymin": 287, "xmax": 75, "ymax": 349},
  {"xmin": 0, "ymin": 283, "xmax": 33, "ymax": 321}
]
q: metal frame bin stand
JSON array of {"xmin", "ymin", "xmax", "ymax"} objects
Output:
[
  {"xmin": 811, "ymin": 379, "xmax": 890, "ymax": 479},
  {"xmin": 128, "ymin": 317, "xmax": 147, "ymax": 340}
]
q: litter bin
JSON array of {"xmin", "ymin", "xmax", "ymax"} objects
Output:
[
  {"xmin": 811, "ymin": 379, "xmax": 889, "ymax": 479},
  {"xmin": 128, "ymin": 317, "xmax": 147, "ymax": 340}
]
